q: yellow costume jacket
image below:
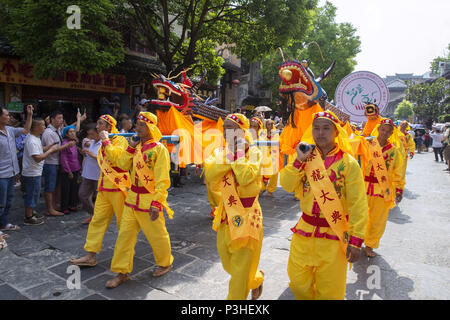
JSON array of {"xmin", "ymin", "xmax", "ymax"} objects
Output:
[
  {"xmin": 364, "ymin": 143, "xmax": 404, "ymax": 202},
  {"xmin": 400, "ymin": 132, "xmax": 415, "ymax": 157},
  {"xmin": 280, "ymin": 146, "xmax": 368, "ymax": 249},
  {"xmin": 98, "ymin": 136, "xmax": 130, "ymax": 192},
  {"xmin": 104, "ymin": 139, "xmax": 171, "ymax": 215},
  {"xmin": 205, "ymin": 146, "xmax": 262, "ymax": 231}
]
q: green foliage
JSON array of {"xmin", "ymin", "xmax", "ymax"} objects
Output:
[
  {"xmin": 406, "ymin": 78, "xmax": 450, "ymax": 121},
  {"xmin": 0, "ymin": 0, "xmax": 125, "ymax": 79},
  {"xmin": 111, "ymin": 0, "xmax": 318, "ymax": 84},
  {"xmin": 174, "ymin": 39, "xmax": 225, "ymax": 86},
  {"xmin": 430, "ymin": 43, "xmax": 450, "ymax": 75},
  {"xmin": 0, "ymin": 0, "xmax": 320, "ymax": 85},
  {"xmin": 394, "ymin": 100, "xmax": 414, "ymax": 120},
  {"xmin": 260, "ymin": 1, "xmax": 361, "ymax": 101},
  {"xmin": 438, "ymin": 114, "xmax": 450, "ymax": 123}
]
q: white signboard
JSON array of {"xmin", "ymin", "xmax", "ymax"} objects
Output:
[{"xmin": 334, "ymin": 71, "xmax": 389, "ymax": 122}]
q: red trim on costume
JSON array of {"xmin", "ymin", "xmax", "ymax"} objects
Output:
[
  {"xmin": 324, "ymin": 150, "xmax": 344, "ymax": 169},
  {"xmin": 240, "ymin": 197, "xmax": 255, "ymax": 208},
  {"xmin": 365, "ymin": 176, "xmax": 378, "ymax": 183},
  {"xmin": 301, "ymin": 213, "xmax": 330, "ymax": 228},
  {"xmin": 396, "ymin": 188, "xmax": 403, "ymax": 195},
  {"xmin": 124, "ymin": 202, "xmax": 149, "ymax": 213},
  {"xmin": 102, "ymin": 140, "xmax": 111, "ymax": 147},
  {"xmin": 293, "ymin": 159, "xmax": 305, "ymax": 170},
  {"xmin": 112, "ymin": 166, "xmax": 127, "ymax": 173},
  {"xmin": 382, "ymin": 143, "xmax": 394, "ymax": 153},
  {"xmin": 226, "ymin": 114, "xmax": 244, "ymax": 126},
  {"xmin": 131, "ymin": 185, "xmax": 150, "ymax": 194},
  {"xmin": 151, "ymin": 201, "xmax": 162, "ymax": 211},
  {"xmin": 137, "ymin": 113, "xmax": 155, "ymax": 124},
  {"xmin": 314, "ymin": 111, "xmax": 340, "ymax": 125},
  {"xmin": 126, "ymin": 146, "xmax": 135, "ymax": 154},
  {"xmin": 349, "ymin": 236, "xmax": 364, "ymax": 248},
  {"xmin": 210, "ymin": 208, "xmax": 216, "ymax": 219},
  {"xmin": 142, "ymin": 142, "xmax": 158, "ymax": 152}
]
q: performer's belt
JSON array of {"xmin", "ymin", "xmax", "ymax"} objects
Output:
[
  {"xmin": 131, "ymin": 185, "xmax": 149, "ymax": 194},
  {"xmin": 220, "ymin": 197, "xmax": 256, "ymax": 224},
  {"xmin": 301, "ymin": 213, "xmax": 330, "ymax": 228},
  {"xmin": 364, "ymin": 176, "xmax": 378, "ymax": 183}
]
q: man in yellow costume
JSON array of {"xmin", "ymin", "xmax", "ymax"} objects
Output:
[
  {"xmin": 249, "ymin": 116, "xmax": 273, "ymax": 195},
  {"xmin": 398, "ymin": 121, "xmax": 415, "ymax": 190},
  {"xmin": 362, "ymin": 103, "xmax": 382, "ymax": 137},
  {"xmin": 260, "ymin": 119, "xmax": 280, "ymax": 196},
  {"xmin": 204, "ymin": 113, "xmax": 265, "ymax": 300},
  {"xmin": 71, "ymin": 115, "xmax": 130, "ymax": 267},
  {"xmin": 101, "ymin": 112, "xmax": 174, "ymax": 288},
  {"xmin": 364, "ymin": 118, "xmax": 404, "ymax": 257},
  {"xmin": 280, "ymin": 110, "xmax": 368, "ymax": 300}
]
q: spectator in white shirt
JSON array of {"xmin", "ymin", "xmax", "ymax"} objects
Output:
[
  {"xmin": 430, "ymin": 129, "xmax": 444, "ymax": 162},
  {"xmin": 78, "ymin": 124, "xmax": 102, "ymax": 224},
  {"xmin": 22, "ymin": 119, "xmax": 59, "ymax": 225}
]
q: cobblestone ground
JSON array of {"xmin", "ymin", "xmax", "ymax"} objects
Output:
[{"xmin": 0, "ymin": 151, "xmax": 449, "ymax": 300}]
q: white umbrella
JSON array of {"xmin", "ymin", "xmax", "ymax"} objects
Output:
[{"xmin": 254, "ymin": 106, "xmax": 272, "ymax": 112}]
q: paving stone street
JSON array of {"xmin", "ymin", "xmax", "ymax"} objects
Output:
[{"xmin": 0, "ymin": 151, "xmax": 449, "ymax": 300}]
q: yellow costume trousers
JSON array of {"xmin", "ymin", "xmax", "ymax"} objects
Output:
[
  {"xmin": 217, "ymin": 223, "xmax": 264, "ymax": 300},
  {"xmin": 365, "ymin": 196, "xmax": 390, "ymax": 249},
  {"xmin": 110, "ymin": 205, "xmax": 173, "ymax": 274},
  {"xmin": 84, "ymin": 191, "xmax": 125, "ymax": 253},
  {"xmin": 260, "ymin": 173, "xmax": 278, "ymax": 193},
  {"xmin": 287, "ymin": 234, "xmax": 347, "ymax": 300}
]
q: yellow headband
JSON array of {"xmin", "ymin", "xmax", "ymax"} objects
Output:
[
  {"xmin": 225, "ymin": 113, "xmax": 253, "ymax": 145},
  {"xmin": 371, "ymin": 118, "xmax": 403, "ymax": 150},
  {"xmin": 99, "ymin": 114, "xmax": 119, "ymax": 134},
  {"xmin": 137, "ymin": 111, "xmax": 162, "ymax": 142},
  {"xmin": 302, "ymin": 110, "xmax": 354, "ymax": 156}
]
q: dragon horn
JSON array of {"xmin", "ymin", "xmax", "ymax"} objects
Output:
[
  {"xmin": 166, "ymin": 66, "xmax": 194, "ymax": 81},
  {"xmin": 268, "ymin": 47, "xmax": 286, "ymax": 67},
  {"xmin": 192, "ymin": 69, "xmax": 207, "ymax": 92},
  {"xmin": 316, "ymin": 59, "xmax": 336, "ymax": 83},
  {"xmin": 297, "ymin": 41, "xmax": 325, "ymax": 62}
]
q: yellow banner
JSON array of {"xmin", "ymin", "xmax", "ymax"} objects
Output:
[
  {"xmin": 304, "ymin": 148, "xmax": 349, "ymax": 255},
  {"xmin": 97, "ymin": 147, "xmax": 130, "ymax": 194},
  {"xmin": 0, "ymin": 58, "xmax": 126, "ymax": 94},
  {"xmin": 221, "ymin": 171, "xmax": 261, "ymax": 248},
  {"xmin": 133, "ymin": 143, "xmax": 155, "ymax": 194},
  {"xmin": 367, "ymin": 139, "xmax": 393, "ymax": 203}
]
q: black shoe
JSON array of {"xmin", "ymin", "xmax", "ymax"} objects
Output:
[
  {"xmin": 32, "ymin": 211, "xmax": 44, "ymax": 220},
  {"xmin": 24, "ymin": 216, "xmax": 44, "ymax": 226}
]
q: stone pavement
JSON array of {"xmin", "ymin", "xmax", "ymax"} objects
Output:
[{"xmin": 0, "ymin": 151, "xmax": 449, "ymax": 300}]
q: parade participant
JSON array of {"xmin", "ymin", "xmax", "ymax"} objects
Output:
[
  {"xmin": 250, "ymin": 116, "xmax": 272, "ymax": 195},
  {"xmin": 398, "ymin": 121, "xmax": 415, "ymax": 189},
  {"xmin": 103, "ymin": 111, "xmax": 174, "ymax": 288},
  {"xmin": 362, "ymin": 103, "xmax": 382, "ymax": 137},
  {"xmin": 364, "ymin": 118, "xmax": 404, "ymax": 257},
  {"xmin": 260, "ymin": 119, "xmax": 280, "ymax": 196},
  {"xmin": 280, "ymin": 110, "xmax": 368, "ymax": 300},
  {"xmin": 70, "ymin": 115, "xmax": 130, "ymax": 267},
  {"xmin": 204, "ymin": 113, "xmax": 265, "ymax": 300}
]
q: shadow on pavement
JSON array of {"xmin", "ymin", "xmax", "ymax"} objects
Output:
[
  {"xmin": 346, "ymin": 253, "xmax": 414, "ymax": 300},
  {"xmin": 388, "ymin": 206, "xmax": 412, "ymax": 225}
]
